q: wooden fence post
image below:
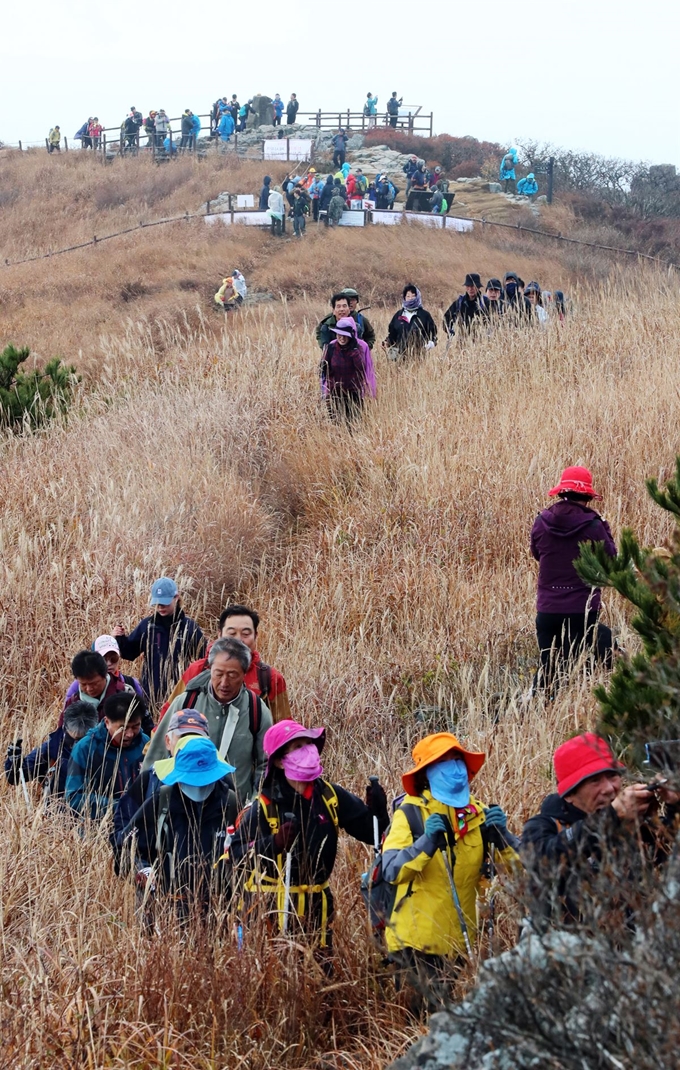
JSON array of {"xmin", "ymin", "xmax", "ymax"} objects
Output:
[
  {"xmin": 18, "ymin": 141, "xmax": 22, "ymax": 151},
  {"xmin": 64, "ymin": 138, "xmax": 68, "ymax": 151},
  {"xmin": 316, "ymin": 109, "xmax": 321, "ymax": 128}
]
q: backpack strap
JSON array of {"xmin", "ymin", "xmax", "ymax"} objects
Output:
[
  {"xmin": 248, "ymin": 690, "xmax": 263, "ymax": 767},
  {"xmin": 155, "ymin": 783, "xmax": 174, "ymax": 854},
  {"xmin": 319, "ymin": 780, "xmax": 340, "ymax": 829},
  {"xmin": 390, "ymin": 802, "xmax": 424, "ymax": 912},
  {"xmin": 182, "ymin": 689, "xmax": 200, "ymax": 710},
  {"xmin": 256, "ymin": 661, "xmax": 272, "ymax": 702}
]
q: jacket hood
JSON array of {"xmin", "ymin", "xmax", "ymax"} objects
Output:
[
  {"xmin": 539, "ymin": 791, "xmax": 587, "ymax": 824},
  {"xmin": 537, "ymin": 500, "xmax": 602, "ymax": 538},
  {"xmin": 263, "ymin": 175, "xmax": 271, "ymax": 184}
]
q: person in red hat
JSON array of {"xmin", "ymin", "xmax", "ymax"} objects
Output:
[
  {"xmin": 232, "ymin": 719, "xmax": 389, "ymax": 956},
  {"xmin": 521, "ymin": 732, "xmax": 680, "ymax": 927},
  {"xmin": 381, "ymin": 732, "xmax": 520, "ymax": 1011},
  {"xmin": 530, "ymin": 465, "xmax": 617, "ymax": 693}
]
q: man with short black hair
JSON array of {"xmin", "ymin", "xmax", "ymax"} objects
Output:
[
  {"xmin": 387, "ymin": 92, "xmax": 403, "ymax": 128},
  {"xmin": 66, "ymin": 692, "xmax": 149, "ymax": 820},
  {"xmin": 160, "ymin": 604, "xmax": 289, "ymax": 722},
  {"xmin": 6, "ymin": 701, "xmax": 98, "ymax": 800},
  {"xmin": 316, "ymin": 292, "xmax": 375, "ymax": 350}
]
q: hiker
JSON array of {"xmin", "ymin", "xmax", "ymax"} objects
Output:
[
  {"xmin": 316, "ymin": 292, "xmax": 375, "ymax": 350},
  {"xmin": 89, "ymin": 118, "xmax": 103, "ymax": 150},
  {"xmin": 161, "ymin": 604, "xmax": 290, "ymax": 723},
  {"xmin": 113, "ymin": 731, "xmax": 239, "ymax": 919},
  {"xmin": 113, "ymin": 576, "xmax": 206, "ymax": 712},
  {"xmin": 286, "ymin": 93, "xmax": 299, "ymax": 125},
  {"xmin": 65, "ymin": 692, "xmax": 149, "ymax": 821},
  {"xmin": 237, "ymin": 100, "xmax": 251, "ymax": 132},
  {"xmin": 382, "ymin": 732, "xmax": 519, "ymax": 1010},
  {"xmin": 62, "ymin": 635, "xmax": 147, "ymax": 713},
  {"xmin": 375, "ymin": 174, "xmax": 397, "ymax": 210},
  {"xmin": 517, "ymin": 173, "xmax": 538, "ymax": 198},
  {"xmin": 385, "ymin": 285, "xmax": 437, "ymax": 359},
  {"xmin": 485, "ymin": 279, "xmax": 505, "ymax": 317},
  {"xmin": 530, "ymin": 466, "xmax": 617, "ymax": 694},
  {"xmin": 259, "ymin": 175, "xmax": 272, "ymax": 210},
  {"xmin": 75, "ymin": 119, "xmax": 91, "ymax": 148},
  {"xmin": 444, "ymin": 274, "xmax": 490, "ymax": 336},
  {"xmin": 332, "ymin": 129, "xmax": 349, "ymax": 170},
  {"xmin": 144, "ymin": 112, "xmax": 157, "ymax": 147},
  {"xmin": 191, "ymin": 111, "xmax": 201, "ymax": 144},
  {"xmin": 273, "ymin": 94, "xmax": 284, "ymax": 126},
  {"xmin": 403, "ymin": 155, "xmax": 419, "ymax": 195},
  {"xmin": 48, "ymin": 126, "xmax": 61, "ymax": 153},
  {"xmin": 521, "ymin": 732, "xmax": 680, "ymax": 930},
  {"xmin": 503, "ymin": 271, "xmax": 531, "ymax": 317},
  {"xmin": 318, "ymin": 175, "xmax": 335, "ymax": 222},
  {"xmin": 320, "ymin": 317, "xmax": 377, "ymax": 425},
  {"xmin": 218, "ymin": 109, "xmax": 235, "ymax": 142},
  {"xmin": 430, "ymin": 188, "xmax": 444, "ymax": 214},
  {"xmin": 232, "ymin": 719, "xmax": 389, "ymax": 954},
  {"xmin": 410, "ymin": 161, "xmax": 428, "ymax": 192},
  {"xmin": 499, "ymin": 147, "xmax": 519, "ymax": 193},
  {"xmin": 154, "ymin": 109, "xmax": 169, "ymax": 148},
  {"xmin": 58, "ymin": 649, "xmax": 153, "ymax": 734},
  {"xmin": 143, "ymin": 637, "xmax": 273, "ymax": 804},
  {"xmin": 524, "ymin": 281, "xmax": 548, "ymax": 325},
  {"xmin": 214, "ymin": 270, "xmax": 246, "ymax": 310},
  {"xmin": 364, "ymin": 92, "xmax": 379, "ymax": 128},
  {"xmin": 228, "ymin": 95, "xmax": 240, "ymax": 124},
  {"xmin": 292, "ymin": 186, "xmax": 310, "ymax": 237},
  {"xmin": 180, "ymin": 110, "xmax": 195, "ymax": 152},
  {"xmin": 5, "ymin": 702, "xmax": 97, "ymax": 801},
  {"xmin": 308, "ymin": 171, "xmax": 325, "ymax": 221},
  {"xmin": 122, "ymin": 112, "xmax": 139, "ymax": 153},
  {"xmin": 387, "ymin": 92, "xmax": 403, "ymax": 127},
  {"xmin": 328, "ymin": 187, "xmax": 346, "ymax": 226},
  {"xmin": 268, "ymin": 185, "xmax": 286, "ymax": 236}
]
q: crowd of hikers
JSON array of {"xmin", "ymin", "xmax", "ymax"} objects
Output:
[{"xmin": 5, "ymin": 458, "xmax": 679, "ymax": 1013}]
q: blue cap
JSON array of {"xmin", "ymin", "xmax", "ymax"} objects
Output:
[
  {"xmin": 157, "ymin": 737, "xmax": 236, "ymax": 787},
  {"xmin": 149, "ymin": 577, "xmax": 178, "ymax": 606}
]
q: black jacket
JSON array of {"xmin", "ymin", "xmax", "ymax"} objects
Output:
[
  {"xmin": 444, "ymin": 293, "xmax": 490, "ymax": 335},
  {"xmin": 319, "ymin": 179, "xmax": 335, "ymax": 210},
  {"xmin": 116, "ymin": 609, "xmax": 206, "ymax": 709},
  {"xmin": 387, "ymin": 307, "xmax": 437, "ymax": 353},
  {"xmin": 286, "ymin": 100, "xmax": 299, "ymax": 121}
]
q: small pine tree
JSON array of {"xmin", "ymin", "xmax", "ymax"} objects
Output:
[
  {"xmin": 576, "ymin": 457, "xmax": 680, "ymax": 768},
  {"xmin": 0, "ymin": 344, "xmax": 79, "ymax": 429}
]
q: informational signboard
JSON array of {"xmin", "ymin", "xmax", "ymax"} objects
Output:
[
  {"xmin": 236, "ymin": 195, "xmax": 254, "ymax": 208},
  {"xmin": 371, "ymin": 211, "xmax": 401, "ymax": 226},
  {"xmin": 404, "ymin": 212, "xmax": 444, "ymax": 228},
  {"xmin": 444, "ymin": 216, "xmax": 474, "ymax": 233},
  {"xmin": 338, "ymin": 211, "xmax": 365, "ymax": 227},
  {"xmin": 263, "ymin": 139, "xmax": 313, "ymax": 162},
  {"xmin": 233, "ymin": 212, "xmax": 271, "ymax": 226}
]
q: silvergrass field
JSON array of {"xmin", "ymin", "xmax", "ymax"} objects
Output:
[{"xmin": 0, "ymin": 148, "xmax": 678, "ymax": 1068}]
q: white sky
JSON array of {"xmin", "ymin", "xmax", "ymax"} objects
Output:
[{"xmin": 1, "ymin": 0, "xmax": 677, "ymax": 165}]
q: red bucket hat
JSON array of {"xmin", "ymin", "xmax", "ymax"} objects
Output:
[
  {"xmin": 554, "ymin": 732, "xmax": 624, "ymax": 797},
  {"xmin": 548, "ymin": 465, "xmax": 601, "ymax": 500}
]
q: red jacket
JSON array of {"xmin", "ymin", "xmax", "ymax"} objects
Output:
[{"xmin": 160, "ymin": 648, "xmax": 290, "ymax": 722}]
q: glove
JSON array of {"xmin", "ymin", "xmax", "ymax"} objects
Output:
[
  {"xmin": 273, "ymin": 819, "xmax": 298, "ymax": 851},
  {"xmin": 365, "ymin": 780, "xmax": 388, "ymax": 821},
  {"xmin": 6, "ymin": 740, "xmax": 22, "ymax": 769},
  {"xmin": 135, "ymin": 866, "xmax": 156, "ymax": 892},
  {"xmin": 424, "ymin": 340, "xmax": 436, "ymax": 350},
  {"xmin": 424, "ymin": 813, "xmax": 448, "ymax": 850},
  {"xmin": 483, "ymin": 805, "xmax": 508, "ymax": 832}
]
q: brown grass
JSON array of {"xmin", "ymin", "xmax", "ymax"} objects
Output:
[{"xmin": 1, "ymin": 151, "xmax": 678, "ymax": 1068}]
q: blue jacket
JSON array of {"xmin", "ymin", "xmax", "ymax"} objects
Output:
[
  {"xmin": 332, "ymin": 133, "xmax": 348, "ymax": 152},
  {"xmin": 218, "ymin": 113, "xmax": 235, "ymax": 139},
  {"xmin": 75, "ymin": 122, "xmax": 89, "ymax": 139},
  {"xmin": 5, "ymin": 726, "xmax": 77, "ymax": 797},
  {"xmin": 191, "ymin": 114, "xmax": 201, "ymax": 139},
  {"xmin": 500, "ymin": 148, "xmax": 518, "ymax": 181},
  {"xmin": 308, "ymin": 176, "xmax": 325, "ymax": 199},
  {"xmin": 115, "ymin": 609, "xmax": 205, "ymax": 709},
  {"xmin": 66, "ymin": 721, "xmax": 149, "ymax": 820},
  {"xmin": 273, "ymin": 99, "xmax": 284, "ymax": 118},
  {"xmin": 259, "ymin": 177, "xmax": 272, "ymax": 210},
  {"xmin": 517, "ymin": 175, "xmax": 538, "ymax": 195}
]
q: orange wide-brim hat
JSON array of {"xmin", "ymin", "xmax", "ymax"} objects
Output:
[{"xmin": 402, "ymin": 732, "xmax": 486, "ymax": 797}]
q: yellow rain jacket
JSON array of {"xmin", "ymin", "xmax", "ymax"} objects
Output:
[
  {"xmin": 214, "ymin": 278, "xmax": 237, "ymax": 306},
  {"xmin": 382, "ymin": 790, "xmax": 519, "ymax": 957}
]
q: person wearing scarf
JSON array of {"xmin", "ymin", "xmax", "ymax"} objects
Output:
[
  {"xmin": 382, "ymin": 732, "xmax": 520, "ymax": 1012},
  {"xmin": 385, "ymin": 284, "xmax": 437, "ymax": 358},
  {"xmin": 232, "ymin": 719, "xmax": 389, "ymax": 955}
]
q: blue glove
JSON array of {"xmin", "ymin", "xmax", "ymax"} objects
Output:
[
  {"xmin": 424, "ymin": 813, "xmax": 448, "ymax": 839},
  {"xmin": 483, "ymin": 805, "xmax": 508, "ymax": 832}
]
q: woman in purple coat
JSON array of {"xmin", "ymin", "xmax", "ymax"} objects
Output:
[
  {"xmin": 319, "ymin": 316, "xmax": 376, "ymax": 426},
  {"xmin": 530, "ymin": 466, "xmax": 617, "ymax": 692}
]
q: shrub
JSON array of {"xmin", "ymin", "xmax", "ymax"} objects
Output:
[{"xmin": 0, "ymin": 344, "xmax": 79, "ymax": 429}]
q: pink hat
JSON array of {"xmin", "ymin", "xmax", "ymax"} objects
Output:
[
  {"xmin": 554, "ymin": 732, "xmax": 624, "ymax": 796},
  {"xmin": 548, "ymin": 465, "xmax": 601, "ymax": 500},
  {"xmin": 263, "ymin": 719, "xmax": 326, "ymax": 779},
  {"xmin": 94, "ymin": 634, "xmax": 120, "ymax": 657}
]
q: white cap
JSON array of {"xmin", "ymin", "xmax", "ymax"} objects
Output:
[{"xmin": 94, "ymin": 634, "xmax": 120, "ymax": 657}]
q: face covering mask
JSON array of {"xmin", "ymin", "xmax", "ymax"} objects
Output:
[
  {"xmin": 427, "ymin": 758, "xmax": 470, "ymax": 808},
  {"xmin": 180, "ymin": 782, "xmax": 215, "ymax": 803},
  {"xmin": 281, "ymin": 743, "xmax": 323, "ymax": 783},
  {"xmin": 79, "ymin": 674, "xmax": 110, "ymax": 706}
]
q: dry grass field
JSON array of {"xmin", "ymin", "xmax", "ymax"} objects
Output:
[{"xmin": 1, "ymin": 149, "xmax": 679, "ymax": 1068}]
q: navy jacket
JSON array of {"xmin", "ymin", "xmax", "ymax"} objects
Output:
[
  {"xmin": 5, "ymin": 727, "xmax": 76, "ymax": 797},
  {"xmin": 116, "ymin": 609, "xmax": 205, "ymax": 708},
  {"xmin": 259, "ymin": 177, "xmax": 272, "ymax": 210}
]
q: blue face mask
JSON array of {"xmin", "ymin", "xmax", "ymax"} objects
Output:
[
  {"xmin": 180, "ymin": 782, "xmax": 215, "ymax": 803},
  {"xmin": 427, "ymin": 758, "xmax": 470, "ymax": 808}
]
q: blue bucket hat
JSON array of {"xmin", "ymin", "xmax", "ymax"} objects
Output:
[
  {"xmin": 149, "ymin": 576, "xmax": 178, "ymax": 606},
  {"xmin": 157, "ymin": 737, "xmax": 235, "ymax": 787}
]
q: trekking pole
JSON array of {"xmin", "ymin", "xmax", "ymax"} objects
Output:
[
  {"xmin": 281, "ymin": 811, "xmax": 297, "ymax": 935},
  {"xmin": 440, "ymin": 841, "xmax": 473, "ymax": 957},
  {"xmin": 368, "ymin": 775, "xmax": 380, "ymax": 854},
  {"xmin": 19, "ymin": 766, "xmax": 32, "ymax": 812},
  {"xmin": 487, "ymin": 843, "xmax": 496, "ymax": 951}
]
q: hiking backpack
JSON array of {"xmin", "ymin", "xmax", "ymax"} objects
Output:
[{"xmin": 182, "ymin": 686, "xmax": 263, "ymax": 767}]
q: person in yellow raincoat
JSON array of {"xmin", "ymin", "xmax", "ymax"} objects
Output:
[
  {"xmin": 214, "ymin": 269, "xmax": 247, "ymax": 311},
  {"xmin": 382, "ymin": 732, "xmax": 520, "ymax": 1011}
]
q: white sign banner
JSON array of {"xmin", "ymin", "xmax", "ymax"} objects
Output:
[
  {"xmin": 338, "ymin": 211, "xmax": 366, "ymax": 227},
  {"xmin": 236, "ymin": 194, "xmax": 254, "ymax": 208},
  {"xmin": 204, "ymin": 213, "xmax": 232, "ymax": 226},
  {"xmin": 445, "ymin": 216, "xmax": 474, "ymax": 233},
  {"xmin": 263, "ymin": 139, "xmax": 313, "ymax": 161},
  {"xmin": 233, "ymin": 212, "xmax": 272, "ymax": 226},
  {"xmin": 371, "ymin": 211, "xmax": 402, "ymax": 225},
  {"xmin": 404, "ymin": 212, "xmax": 444, "ymax": 228}
]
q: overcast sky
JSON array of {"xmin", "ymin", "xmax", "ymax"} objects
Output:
[{"xmin": 1, "ymin": 0, "xmax": 677, "ymax": 165}]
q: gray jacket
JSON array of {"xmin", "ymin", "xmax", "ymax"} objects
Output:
[{"xmin": 142, "ymin": 670, "xmax": 272, "ymax": 803}]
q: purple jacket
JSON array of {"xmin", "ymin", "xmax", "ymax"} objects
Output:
[
  {"xmin": 321, "ymin": 336, "xmax": 377, "ymax": 399},
  {"xmin": 530, "ymin": 501, "xmax": 616, "ymax": 614}
]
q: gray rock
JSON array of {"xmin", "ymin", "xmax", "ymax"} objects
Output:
[{"xmin": 488, "ymin": 182, "xmax": 502, "ymax": 193}]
